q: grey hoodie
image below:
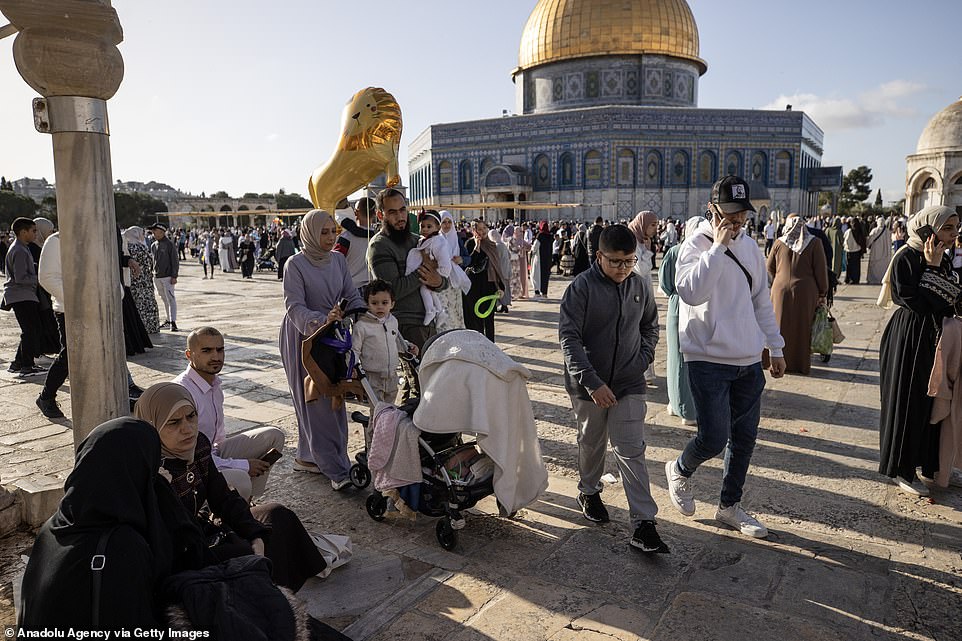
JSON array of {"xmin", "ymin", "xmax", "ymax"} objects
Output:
[{"xmin": 559, "ymin": 261, "xmax": 659, "ymax": 401}]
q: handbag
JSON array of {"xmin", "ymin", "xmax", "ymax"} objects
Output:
[{"xmin": 811, "ymin": 305, "xmax": 834, "ymax": 355}]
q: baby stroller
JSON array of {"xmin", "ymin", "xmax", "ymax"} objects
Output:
[
  {"xmin": 360, "ymin": 330, "xmax": 547, "ymax": 550},
  {"xmin": 256, "ymin": 247, "xmax": 277, "ymax": 272}
]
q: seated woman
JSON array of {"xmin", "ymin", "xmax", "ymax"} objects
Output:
[
  {"xmin": 134, "ymin": 382, "xmax": 326, "ymax": 592},
  {"xmin": 19, "ymin": 418, "xmax": 188, "ymax": 628}
]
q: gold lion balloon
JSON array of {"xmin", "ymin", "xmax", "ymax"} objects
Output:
[{"xmin": 308, "ymin": 87, "xmax": 403, "ymax": 213}]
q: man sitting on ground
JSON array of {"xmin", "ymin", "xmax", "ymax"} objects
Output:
[{"xmin": 172, "ymin": 326, "xmax": 285, "ymax": 502}]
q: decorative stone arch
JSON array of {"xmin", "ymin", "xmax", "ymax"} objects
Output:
[
  {"xmin": 697, "ymin": 150, "xmax": 716, "ymax": 186},
  {"xmin": 906, "ymin": 167, "xmax": 944, "ymax": 214},
  {"xmin": 219, "ymin": 204, "xmax": 233, "ymax": 212},
  {"xmin": 459, "ymin": 159, "xmax": 474, "ymax": 194},
  {"xmin": 724, "ymin": 150, "xmax": 743, "ymax": 177},
  {"xmin": 237, "ymin": 205, "xmax": 249, "ymax": 211},
  {"xmin": 670, "ymin": 149, "xmax": 689, "ymax": 186},
  {"xmin": 750, "ymin": 151, "xmax": 768, "ymax": 185},
  {"xmin": 533, "ymin": 153, "xmax": 551, "ymax": 190},
  {"xmin": 644, "ymin": 150, "xmax": 663, "ymax": 187},
  {"xmin": 773, "ymin": 150, "xmax": 793, "ymax": 187},
  {"xmin": 583, "ymin": 149, "xmax": 602, "ymax": 188},
  {"xmin": 615, "ymin": 148, "xmax": 636, "ymax": 187},
  {"xmin": 438, "ymin": 160, "xmax": 454, "ymax": 194},
  {"xmin": 558, "ymin": 152, "xmax": 575, "ymax": 188}
]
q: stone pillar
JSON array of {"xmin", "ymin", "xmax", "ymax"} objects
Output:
[{"xmin": 1, "ymin": 0, "xmax": 127, "ymax": 446}]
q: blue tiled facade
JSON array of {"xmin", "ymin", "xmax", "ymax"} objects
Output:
[{"xmin": 409, "ymin": 96, "xmax": 824, "ymax": 222}]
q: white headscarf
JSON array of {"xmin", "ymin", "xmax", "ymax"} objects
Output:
[
  {"xmin": 440, "ymin": 210, "xmax": 460, "ymax": 256},
  {"xmin": 779, "ymin": 214, "xmax": 814, "ymax": 254},
  {"xmin": 877, "ymin": 205, "xmax": 958, "ymax": 308},
  {"xmin": 684, "ymin": 216, "xmax": 705, "ymax": 240}
]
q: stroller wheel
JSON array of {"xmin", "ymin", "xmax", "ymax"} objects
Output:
[
  {"xmin": 436, "ymin": 518, "xmax": 458, "ymax": 551},
  {"xmin": 821, "ymin": 354, "xmax": 831, "ymax": 363},
  {"xmin": 350, "ymin": 463, "xmax": 371, "ymax": 489},
  {"xmin": 366, "ymin": 493, "xmax": 387, "ymax": 521}
]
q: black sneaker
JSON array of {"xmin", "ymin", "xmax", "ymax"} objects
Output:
[
  {"xmin": 630, "ymin": 521, "xmax": 669, "ymax": 554},
  {"xmin": 577, "ymin": 492, "xmax": 609, "ymax": 523},
  {"xmin": 170, "ymin": 322, "xmax": 180, "ymax": 332},
  {"xmin": 128, "ymin": 384, "xmax": 144, "ymax": 400},
  {"xmin": 36, "ymin": 395, "xmax": 65, "ymax": 419},
  {"xmin": 18, "ymin": 365, "xmax": 48, "ymax": 378},
  {"xmin": 159, "ymin": 320, "xmax": 171, "ymax": 329}
]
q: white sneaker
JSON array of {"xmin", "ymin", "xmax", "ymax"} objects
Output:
[
  {"xmin": 715, "ymin": 503, "xmax": 768, "ymax": 538},
  {"xmin": 896, "ymin": 476, "xmax": 930, "ymax": 496},
  {"xmin": 331, "ymin": 477, "xmax": 352, "ymax": 491},
  {"xmin": 682, "ymin": 418, "xmax": 697, "ymax": 426},
  {"xmin": 665, "ymin": 459, "xmax": 695, "ymax": 516}
]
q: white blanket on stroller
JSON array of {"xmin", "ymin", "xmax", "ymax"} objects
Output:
[{"xmin": 413, "ymin": 330, "xmax": 549, "ymax": 514}]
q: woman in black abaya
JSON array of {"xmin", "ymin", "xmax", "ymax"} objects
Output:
[
  {"xmin": 878, "ymin": 205, "xmax": 960, "ymax": 496},
  {"xmin": 18, "ymin": 419, "xmax": 197, "ymax": 628}
]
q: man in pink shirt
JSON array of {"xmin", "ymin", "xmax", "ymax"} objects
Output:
[{"xmin": 172, "ymin": 326, "xmax": 285, "ymax": 501}]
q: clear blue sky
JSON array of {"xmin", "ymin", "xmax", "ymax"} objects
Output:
[{"xmin": 1, "ymin": 0, "xmax": 959, "ymax": 205}]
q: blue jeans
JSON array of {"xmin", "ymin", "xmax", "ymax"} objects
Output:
[{"xmin": 678, "ymin": 361, "xmax": 766, "ymax": 507}]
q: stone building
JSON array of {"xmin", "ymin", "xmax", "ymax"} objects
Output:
[
  {"xmin": 905, "ymin": 96, "xmax": 962, "ymax": 216},
  {"xmin": 408, "ymin": 0, "xmax": 825, "ymax": 222}
]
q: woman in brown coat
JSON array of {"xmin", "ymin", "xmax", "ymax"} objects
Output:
[{"xmin": 767, "ymin": 214, "xmax": 829, "ymax": 374}]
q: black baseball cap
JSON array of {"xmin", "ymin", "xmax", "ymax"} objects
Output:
[
  {"xmin": 147, "ymin": 223, "xmax": 168, "ymax": 231},
  {"xmin": 711, "ymin": 175, "xmax": 756, "ymax": 214}
]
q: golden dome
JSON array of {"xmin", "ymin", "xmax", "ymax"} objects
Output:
[{"xmin": 516, "ymin": 0, "xmax": 706, "ymax": 75}]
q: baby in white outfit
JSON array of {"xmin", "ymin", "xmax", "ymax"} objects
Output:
[{"xmin": 405, "ymin": 210, "xmax": 452, "ymax": 325}]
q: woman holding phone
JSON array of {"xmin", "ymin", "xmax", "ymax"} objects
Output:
[{"xmin": 877, "ymin": 205, "xmax": 960, "ymax": 496}]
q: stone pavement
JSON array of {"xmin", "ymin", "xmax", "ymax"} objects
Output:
[{"xmin": 1, "ymin": 258, "xmax": 961, "ymax": 640}]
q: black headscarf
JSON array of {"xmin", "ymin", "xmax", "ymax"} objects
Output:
[{"xmin": 19, "ymin": 418, "xmax": 206, "ymax": 628}]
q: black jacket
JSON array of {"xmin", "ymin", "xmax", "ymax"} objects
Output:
[{"xmin": 559, "ymin": 261, "xmax": 659, "ymax": 400}]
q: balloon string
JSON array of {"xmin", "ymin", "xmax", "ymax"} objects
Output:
[{"xmin": 474, "ymin": 294, "xmax": 499, "ymax": 319}]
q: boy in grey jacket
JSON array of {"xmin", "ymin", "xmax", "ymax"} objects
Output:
[
  {"xmin": 559, "ymin": 224, "xmax": 666, "ymax": 553},
  {"xmin": 2, "ymin": 218, "xmax": 45, "ymax": 377}
]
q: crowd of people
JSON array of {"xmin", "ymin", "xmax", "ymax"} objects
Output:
[{"xmin": 4, "ymin": 174, "xmax": 962, "ymax": 633}]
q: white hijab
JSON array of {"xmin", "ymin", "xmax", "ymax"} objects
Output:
[
  {"xmin": 779, "ymin": 214, "xmax": 814, "ymax": 254},
  {"xmin": 440, "ymin": 210, "xmax": 460, "ymax": 256}
]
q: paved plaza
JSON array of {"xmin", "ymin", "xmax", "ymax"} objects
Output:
[{"xmin": 0, "ymin": 259, "xmax": 960, "ymax": 640}]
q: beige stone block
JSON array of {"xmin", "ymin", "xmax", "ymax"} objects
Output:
[
  {"xmin": 368, "ymin": 611, "xmax": 460, "ymax": 641},
  {"xmin": 415, "ymin": 573, "xmax": 505, "ymax": 624},
  {"xmin": 12, "ymin": 474, "xmax": 64, "ymax": 527},
  {"xmin": 0, "ymin": 424, "xmax": 70, "ymax": 447}
]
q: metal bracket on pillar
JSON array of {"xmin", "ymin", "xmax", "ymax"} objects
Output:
[{"xmin": 33, "ymin": 96, "xmax": 109, "ymax": 135}]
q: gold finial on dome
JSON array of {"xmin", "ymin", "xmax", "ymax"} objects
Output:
[{"xmin": 515, "ymin": 0, "xmax": 707, "ymax": 76}]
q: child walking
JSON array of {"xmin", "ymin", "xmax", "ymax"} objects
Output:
[{"xmin": 558, "ymin": 224, "xmax": 666, "ymax": 553}]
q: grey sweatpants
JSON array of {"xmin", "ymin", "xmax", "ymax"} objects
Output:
[{"xmin": 571, "ymin": 393, "xmax": 658, "ymax": 526}]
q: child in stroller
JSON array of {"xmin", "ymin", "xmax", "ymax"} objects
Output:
[
  {"xmin": 257, "ymin": 246, "xmax": 277, "ymax": 272},
  {"xmin": 302, "ymin": 316, "xmax": 537, "ymax": 550}
]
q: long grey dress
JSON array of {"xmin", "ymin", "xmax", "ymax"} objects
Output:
[
  {"xmin": 658, "ymin": 244, "xmax": 697, "ymax": 421},
  {"xmin": 279, "ymin": 251, "xmax": 363, "ymax": 481}
]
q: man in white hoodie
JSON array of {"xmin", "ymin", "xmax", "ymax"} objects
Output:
[{"xmin": 665, "ymin": 176, "xmax": 786, "ymax": 538}]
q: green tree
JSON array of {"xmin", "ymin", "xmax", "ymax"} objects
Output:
[
  {"xmin": 276, "ymin": 192, "xmax": 312, "ymax": 209},
  {"xmin": 838, "ymin": 165, "xmax": 873, "ymax": 215},
  {"xmin": 211, "ymin": 190, "xmax": 230, "ymax": 199},
  {"xmin": 114, "ymin": 192, "xmax": 168, "ymax": 228},
  {"xmin": 0, "ymin": 190, "xmax": 39, "ymax": 228},
  {"xmin": 874, "ymin": 189, "xmax": 883, "ymax": 208},
  {"xmin": 0, "ymin": 176, "xmax": 12, "ymax": 191},
  {"xmin": 242, "ymin": 192, "xmax": 259, "ymax": 199},
  {"xmin": 40, "ymin": 195, "xmax": 58, "ymax": 223}
]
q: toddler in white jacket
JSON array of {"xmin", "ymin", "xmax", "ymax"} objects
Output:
[{"xmin": 352, "ymin": 280, "xmax": 417, "ymax": 409}]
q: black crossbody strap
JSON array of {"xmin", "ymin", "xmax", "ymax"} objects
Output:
[
  {"xmin": 701, "ymin": 234, "xmax": 753, "ymax": 290},
  {"xmin": 91, "ymin": 526, "xmax": 116, "ymax": 627},
  {"xmin": 724, "ymin": 248, "xmax": 753, "ymax": 291}
]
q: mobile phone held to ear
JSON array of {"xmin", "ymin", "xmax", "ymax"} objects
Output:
[
  {"xmin": 917, "ymin": 225, "xmax": 935, "ymax": 244},
  {"xmin": 261, "ymin": 448, "xmax": 283, "ymax": 465}
]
